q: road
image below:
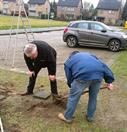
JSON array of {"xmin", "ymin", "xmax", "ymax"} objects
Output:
[{"xmin": 0, "ymin": 31, "xmax": 119, "ymax": 80}]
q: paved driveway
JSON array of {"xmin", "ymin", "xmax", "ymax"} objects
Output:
[{"xmin": 0, "ymin": 31, "xmax": 119, "ymax": 80}]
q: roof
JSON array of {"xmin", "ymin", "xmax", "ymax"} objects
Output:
[
  {"xmin": 70, "ymin": 20, "xmax": 105, "ymax": 25},
  {"xmin": 28, "ymin": 0, "xmax": 46, "ymax": 4},
  {"xmin": 97, "ymin": 0, "xmax": 121, "ymax": 10},
  {"xmin": 57, "ymin": 0, "xmax": 81, "ymax": 7},
  {"xmin": 3, "ymin": 0, "xmax": 16, "ymax": 2}
]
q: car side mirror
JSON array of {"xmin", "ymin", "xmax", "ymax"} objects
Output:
[{"xmin": 101, "ymin": 29, "xmax": 107, "ymax": 33}]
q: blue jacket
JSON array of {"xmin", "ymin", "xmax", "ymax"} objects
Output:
[{"xmin": 64, "ymin": 52, "xmax": 115, "ymax": 87}]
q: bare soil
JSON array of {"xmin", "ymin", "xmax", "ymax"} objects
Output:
[{"xmin": 0, "ymin": 80, "xmax": 127, "ymax": 131}]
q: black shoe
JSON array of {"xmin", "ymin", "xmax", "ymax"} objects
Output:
[
  {"xmin": 20, "ymin": 92, "xmax": 33, "ymax": 96},
  {"xmin": 52, "ymin": 94, "xmax": 62, "ymax": 99},
  {"xmin": 52, "ymin": 94, "xmax": 62, "ymax": 103},
  {"xmin": 86, "ymin": 115, "xmax": 93, "ymax": 122}
]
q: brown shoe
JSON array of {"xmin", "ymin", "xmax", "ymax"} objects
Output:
[
  {"xmin": 20, "ymin": 92, "xmax": 33, "ymax": 96},
  {"xmin": 58, "ymin": 113, "xmax": 72, "ymax": 123}
]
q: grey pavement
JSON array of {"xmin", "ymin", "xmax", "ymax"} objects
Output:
[
  {"xmin": 0, "ymin": 26, "xmax": 125, "ymax": 36},
  {"xmin": 0, "ymin": 27, "xmax": 64, "ymax": 35}
]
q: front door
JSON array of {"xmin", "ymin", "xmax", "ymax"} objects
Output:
[
  {"xmin": 89, "ymin": 23, "xmax": 109, "ymax": 46},
  {"xmin": 77, "ymin": 22, "xmax": 91, "ymax": 43}
]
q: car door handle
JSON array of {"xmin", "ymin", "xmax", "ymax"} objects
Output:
[{"xmin": 77, "ymin": 30, "xmax": 80, "ymax": 32}]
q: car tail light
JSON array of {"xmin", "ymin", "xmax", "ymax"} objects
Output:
[{"xmin": 64, "ymin": 27, "xmax": 68, "ymax": 33}]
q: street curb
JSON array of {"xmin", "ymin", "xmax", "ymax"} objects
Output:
[{"xmin": 0, "ymin": 27, "xmax": 64, "ymax": 36}]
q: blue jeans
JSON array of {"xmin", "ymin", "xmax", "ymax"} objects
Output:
[{"xmin": 64, "ymin": 79, "xmax": 101, "ymax": 120}]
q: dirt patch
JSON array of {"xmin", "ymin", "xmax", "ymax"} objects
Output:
[
  {"xmin": 0, "ymin": 82, "xmax": 15, "ymax": 97},
  {"xmin": 27, "ymin": 97, "xmax": 67, "ymax": 112},
  {"xmin": 27, "ymin": 102, "xmax": 55, "ymax": 111},
  {"xmin": 26, "ymin": 102, "xmax": 58, "ymax": 115},
  {"xmin": 8, "ymin": 124, "xmax": 21, "ymax": 132},
  {"xmin": 0, "ymin": 79, "xmax": 127, "ymax": 131}
]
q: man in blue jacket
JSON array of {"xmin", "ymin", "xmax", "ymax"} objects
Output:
[{"xmin": 58, "ymin": 51, "xmax": 115, "ymax": 123}]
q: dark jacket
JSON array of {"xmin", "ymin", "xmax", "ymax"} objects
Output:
[
  {"xmin": 64, "ymin": 52, "xmax": 115, "ymax": 87},
  {"xmin": 24, "ymin": 40, "xmax": 57, "ymax": 75}
]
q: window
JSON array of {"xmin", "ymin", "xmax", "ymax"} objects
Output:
[
  {"xmin": 109, "ymin": 10, "xmax": 112, "ymax": 14},
  {"xmin": 68, "ymin": 23, "xmax": 78, "ymax": 28},
  {"xmin": 91, "ymin": 23, "xmax": 104, "ymax": 31},
  {"xmin": 62, "ymin": 7, "xmax": 65, "ymax": 10},
  {"xmin": 29, "ymin": 10, "xmax": 36, "ymax": 13},
  {"xmin": 67, "ymin": 8, "xmax": 74, "ymax": 12},
  {"xmin": 30, "ymin": 4, "xmax": 35, "ymax": 8},
  {"xmin": 77, "ymin": 22, "xmax": 88, "ymax": 29},
  {"xmin": 3, "ymin": 2, "xmax": 8, "ymax": 8}
]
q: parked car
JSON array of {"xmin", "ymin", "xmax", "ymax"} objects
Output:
[{"xmin": 63, "ymin": 20, "xmax": 127, "ymax": 51}]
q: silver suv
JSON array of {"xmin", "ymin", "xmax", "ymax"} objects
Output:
[{"xmin": 63, "ymin": 20, "xmax": 127, "ymax": 51}]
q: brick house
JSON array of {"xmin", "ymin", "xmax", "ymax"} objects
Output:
[
  {"xmin": 2, "ymin": 0, "xmax": 16, "ymax": 15},
  {"xmin": 28, "ymin": 0, "xmax": 50, "ymax": 17},
  {"xmin": 57, "ymin": 0, "xmax": 83, "ymax": 20},
  {"xmin": 2, "ymin": 0, "xmax": 28, "ymax": 16},
  {"xmin": 0, "ymin": 0, "xmax": 3, "ymax": 13},
  {"xmin": 96, "ymin": 0, "xmax": 122, "ymax": 25}
]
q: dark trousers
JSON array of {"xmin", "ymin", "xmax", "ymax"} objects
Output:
[{"xmin": 27, "ymin": 67, "xmax": 58, "ymax": 95}]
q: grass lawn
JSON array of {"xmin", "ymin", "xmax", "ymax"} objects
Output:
[
  {"xmin": 0, "ymin": 15, "xmax": 69, "ymax": 30},
  {"xmin": 0, "ymin": 51, "xmax": 127, "ymax": 132},
  {"xmin": 112, "ymin": 50, "xmax": 127, "ymax": 78}
]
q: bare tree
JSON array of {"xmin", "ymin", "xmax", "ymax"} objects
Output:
[{"xmin": 82, "ymin": 2, "xmax": 95, "ymax": 20}]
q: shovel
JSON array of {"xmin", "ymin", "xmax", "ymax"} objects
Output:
[{"xmin": 55, "ymin": 86, "xmax": 107, "ymax": 101}]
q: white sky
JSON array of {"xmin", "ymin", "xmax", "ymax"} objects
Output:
[
  {"xmin": 24, "ymin": 0, "xmax": 100, "ymax": 7},
  {"xmin": 84, "ymin": 0, "xmax": 99, "ymax": 7}
]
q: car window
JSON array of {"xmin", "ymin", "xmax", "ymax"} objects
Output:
[
  {"xmin": 77, "ymin": 22, "xmax": 88, "ymax": 29},
  {"xmin": 91, "ymin": 23, "xmax": 105, "ymax": 31},
  {"xmin": 68, "ymin": 23, "xmax": 78, "ymax": 28}
]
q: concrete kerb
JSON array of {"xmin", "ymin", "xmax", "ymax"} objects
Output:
[{"xmin": 0, "ymin": 27, "xmax": 64, "ymax": 36}]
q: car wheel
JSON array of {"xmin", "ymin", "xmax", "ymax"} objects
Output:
[
  {"xmin": 108, "ymin": 39, "xmax": 121, "ymax": 52},
  {"xmin": 66, "ymin": 36, "xmax": 78, "ymax": 48}
]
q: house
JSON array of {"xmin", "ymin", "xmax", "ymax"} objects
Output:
[
  {"xmin": 2, "ymin": 0, "xmax": 16, "ymax": 15},
  {"xmin": 96, "ymin": 0, "xmax": 122, "ymax": 24},
  {"xmin": 28, "ymin": 0, "xmax": 50, "ymax": 18},
  {"xmin": 0, "ymin": 0, "xmax": 3, "ymax": 13},
  {"xmin": 2, "ymin": 0, "xmax": 28, "ymax": 16},
  {"xmin": 57, "ymin": 0, "xmax": 83, "ymax": 20}
]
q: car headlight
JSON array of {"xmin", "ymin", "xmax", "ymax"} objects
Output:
[{"xmin": 122, "ymin": 34, "xmax": 127, "ymax": 39}]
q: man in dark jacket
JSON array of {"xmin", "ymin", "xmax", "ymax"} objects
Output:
[
  {"xmin": 58, "ymin": 51, "xmax": 115, "ymax": 123},
  {"xmin": 22, "ymin": 40, "xmax": 58, "ymax": 96}
]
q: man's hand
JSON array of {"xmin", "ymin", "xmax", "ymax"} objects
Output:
[
  {"xmin": 28, "ymin": 71, "xmax": 35, "ymax": 77},
  {"xmin": 49, "ymin": 75, "xmax": 56, "ymax": 81},
  {"xmin": 107, "ymin": 83, "xmax": 113, "ymax": 90}
]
